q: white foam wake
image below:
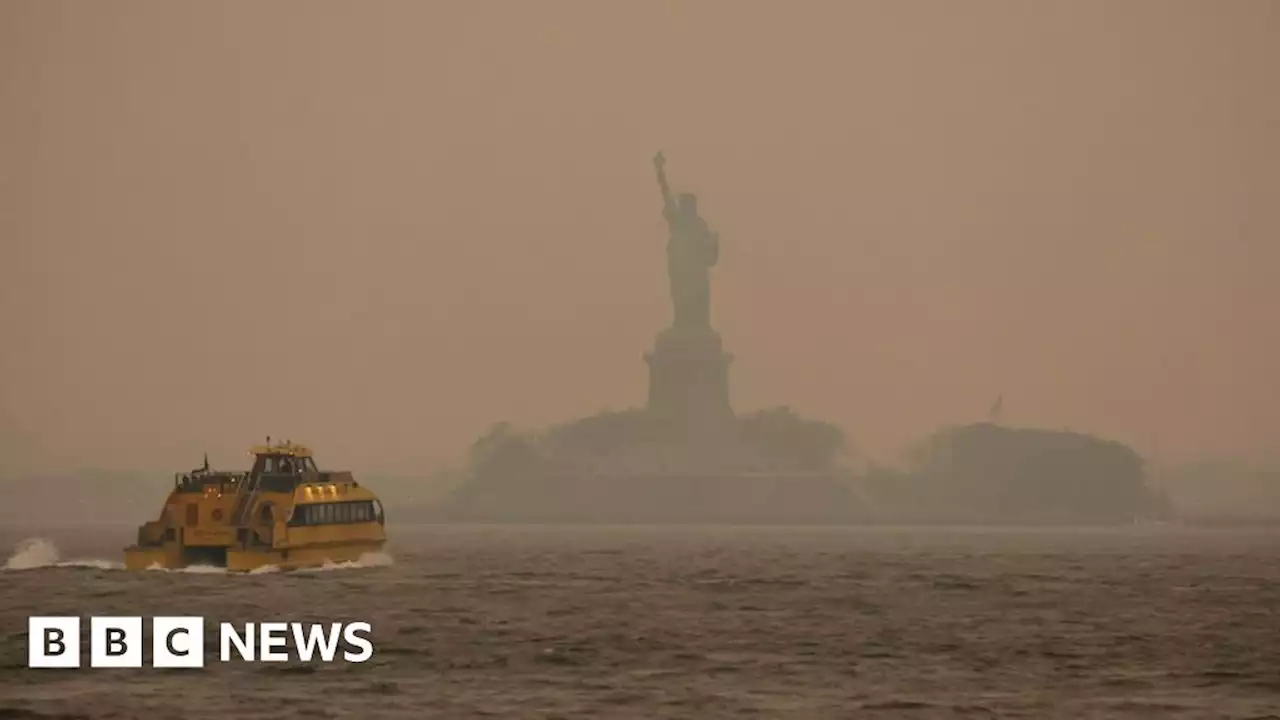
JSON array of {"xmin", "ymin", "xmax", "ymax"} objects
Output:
[
  {"xmin": 298, "ymin": 552, "xmax": 395, "ymax": 573},
  {"xmin": 144, "ymin": 562, "xmax": 228, "ymax": 574},
  {"xmin": 2, "ymin": 537, "xmax": 124, "ymax": 571},
  {"xmin": 4, "ymin": 537, "xmax": 393, "ymax": 574},
  {"xmin": 142, "ymin": 551, "xmax": 394, "ymax": 574},
  {"xmin": 142, "ymin": 563, "xmax": 282, "ymax": 575}
]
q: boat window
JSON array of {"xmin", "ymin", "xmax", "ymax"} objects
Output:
[
  {"xmin": 287, "ymin": 501, "xmax": 386, "ymax": 526},
  {"xmin": 185, "ymin": 503, "xmax": 199, "ymax": 527},
  {"xmin": 266, "ymin": 475, "xmax": 296, "ymax": 493}
]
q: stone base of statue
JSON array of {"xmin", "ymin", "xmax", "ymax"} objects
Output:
[{"xmin": 644, "ymin": 325, "xmax": 734, "ymax": 431}]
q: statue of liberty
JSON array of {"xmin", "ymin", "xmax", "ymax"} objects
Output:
[{"xmin": 653, "ymin": 152, "xmax": 719, "ymax": 331}]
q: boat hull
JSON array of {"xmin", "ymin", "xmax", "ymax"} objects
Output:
[
  {"xmin": 123, "ymin": 540, "xmax": 386, "ymax": 572},
  {"xmin": 122, "ymin": 544, "xmax": 179, "ymax": 571}
]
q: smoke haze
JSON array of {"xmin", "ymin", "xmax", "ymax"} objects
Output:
[{"xmin": 2, "ymin": 1, "xmax": 1277, "ymax": 474}]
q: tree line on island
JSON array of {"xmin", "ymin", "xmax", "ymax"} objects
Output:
[{"xmin": 429, "ymin": 407, "xmax": 1167, "ymax": 526}]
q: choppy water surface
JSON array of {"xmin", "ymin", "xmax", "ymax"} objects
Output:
[{"xmin": 1, "ymin": 524, "xmax": 1279, "ymax": 719}]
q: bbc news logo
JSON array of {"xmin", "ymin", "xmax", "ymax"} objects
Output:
[{"xmin": 27, "ymin": 617, "xmax": 374, "ymax": 668}]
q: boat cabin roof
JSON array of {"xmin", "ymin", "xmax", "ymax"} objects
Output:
[
  {"xmin": 173, "ymin": 439, "xmax": 336, "ymax": 493},
  {"xmin": 248, "ymin": 440, "xmax": 313, "ymax": 458}
]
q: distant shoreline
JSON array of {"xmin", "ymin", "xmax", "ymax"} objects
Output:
[{"xmin": 3, "ymin": 469, "xmax": 1277, "ymax": 530}]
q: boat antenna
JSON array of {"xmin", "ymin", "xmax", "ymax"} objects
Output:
[{"xmin": 203, "ymin": 453, "xmax": 209, "ymax": 471}]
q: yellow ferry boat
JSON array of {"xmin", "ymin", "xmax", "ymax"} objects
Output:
[{"xmin": 124, "ymin": 439, "xmax": 386, "ymax": 572}]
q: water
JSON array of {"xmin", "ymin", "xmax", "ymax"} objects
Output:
[{"xmin": 1, "ymin": 524, "xmax": 1278, "ymax": 718}]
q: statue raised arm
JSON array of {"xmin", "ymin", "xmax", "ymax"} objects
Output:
[{"xmin": 654, "ymin": 151, "xmax": 676, "ymax": 219}]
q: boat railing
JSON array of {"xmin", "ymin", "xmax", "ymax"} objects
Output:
[
  {"xmin": 231, "ymin": 472, "xmax": 264, "ymax": 526},
  {"xmin": 173, "ymin": 471, "xmax": 250, "ymax": 492}
]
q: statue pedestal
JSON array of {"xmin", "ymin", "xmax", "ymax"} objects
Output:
[{"xmin": 643, "ymin": 325, "xmax": 734, "ymax": 430}]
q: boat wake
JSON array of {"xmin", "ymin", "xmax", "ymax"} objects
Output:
[
  {"xmin": 142, "ymin": 552, "xmax": 395, "ymax": 574},
  {"xmin": 1, "ymin": 537, "xmax": 124, "ymax": 571},
  {"xmin": 141, "ymin": 550, "xmax": 394, "ymax": 573},
  {"xmin": 143, "ymin": 563, "xmax": 234, "ymax": 574},
  {"xmin": 302, "ymin": 552, "xmax": 395, "ymax": 572},
  {"xmin": 2, "ymin": 537, "xmax": 393, "ymax": 574}
]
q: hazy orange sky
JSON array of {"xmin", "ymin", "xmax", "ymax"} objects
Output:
[{"xmin": 2, "ymin": 1, "xmax": 1277, "ymax": 474}]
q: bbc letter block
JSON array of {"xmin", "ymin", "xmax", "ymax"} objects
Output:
[
  {"xmin": 153, "ymin": 617, "xmax": 205, "ymax": 668},
  {"xmin": 28, "ymin": 616, "xmax": 81, "ymax": 668},
  {"xmin": 90, "ymin": 616, "xmax": 143, "ymax": 668}
]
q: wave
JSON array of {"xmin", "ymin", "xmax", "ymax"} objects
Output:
[
  {"xmin": 299, "ymin": 552, "xmax": 395, "ymax": 572},
  {"xmin": 142, "ymin": 553, "xmax": 393, "ymax": 574},
  {"xmin": 2, "ymin": 537, "xmax": 124, "ymax": 571},
  {"xmin": 4, "ymin": 537, "xmax": 393, "ymax": 574},
  {"xmin": 144, "ymin": 562, "xmax": 230, "ymax": 574}
]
